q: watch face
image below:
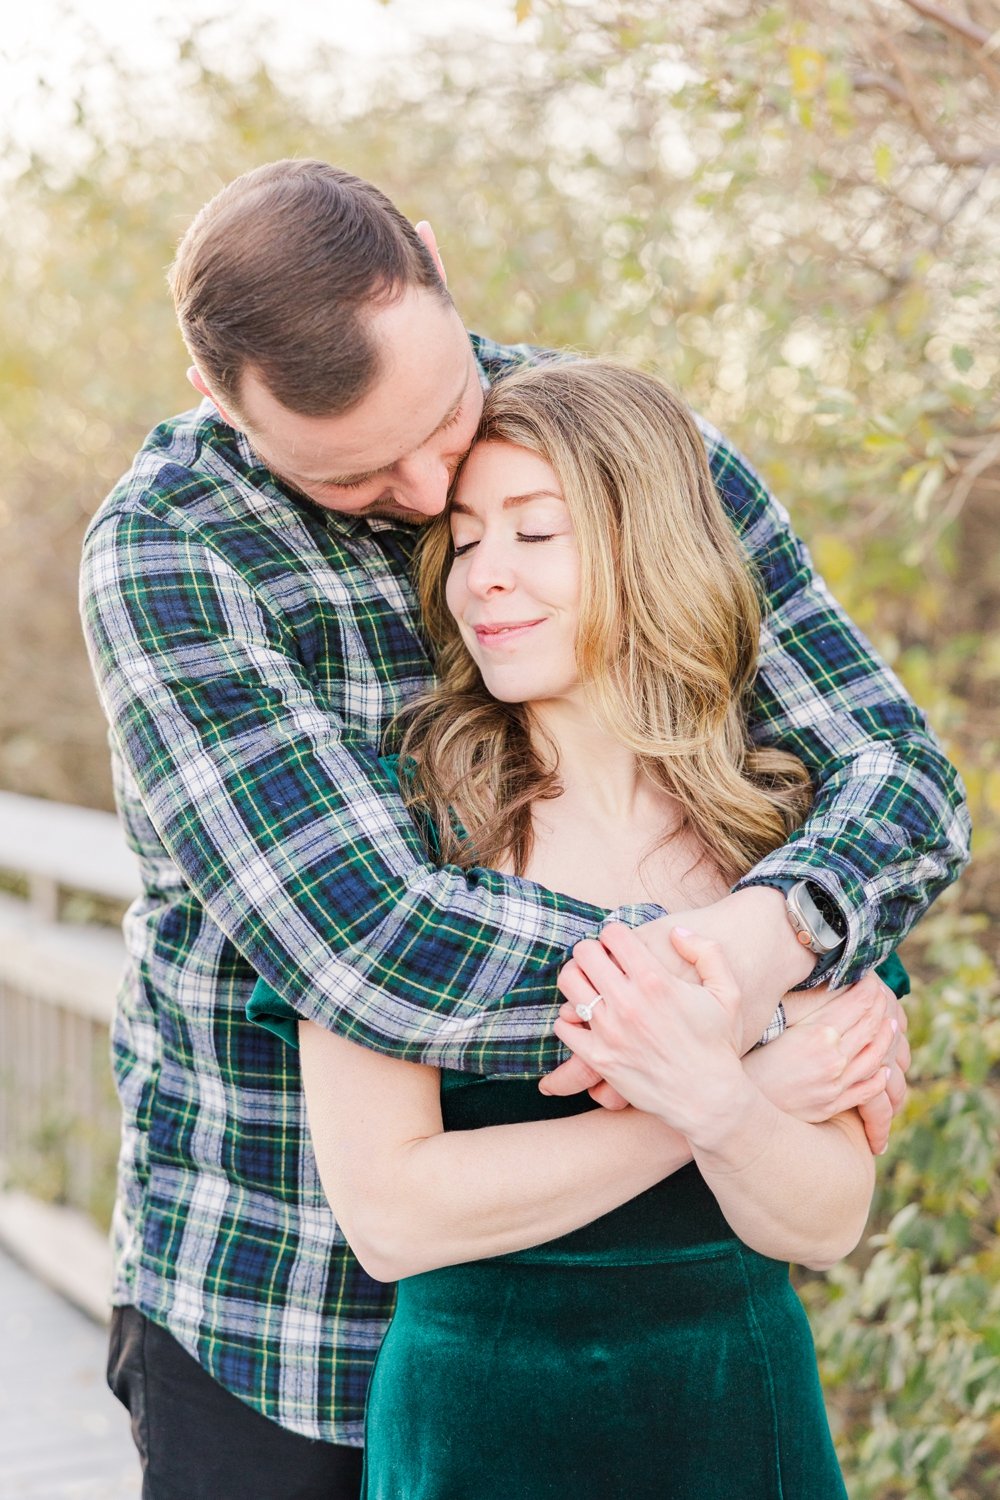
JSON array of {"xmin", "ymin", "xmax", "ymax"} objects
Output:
[
  {"xmin": 790, "ymin": 881, "xmax": 843, "ymax": 953},
  {"xmin": 804, "ymin": 881, "xmax": 848, "ymax": 939}
]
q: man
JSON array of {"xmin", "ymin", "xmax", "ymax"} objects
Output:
[{"xmin": 81, "ymin": 159, "xmax": 969, "ymax": 1498}]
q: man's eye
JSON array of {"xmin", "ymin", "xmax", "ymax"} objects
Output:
[{"xmin": 330, "ymin": 477, "xmax": 373, "ymax": 492}]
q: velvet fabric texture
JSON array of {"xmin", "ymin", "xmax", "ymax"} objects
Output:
[{"xmin": 362, "ymin": 1075, "xmax": 848, "ymax": 1499}]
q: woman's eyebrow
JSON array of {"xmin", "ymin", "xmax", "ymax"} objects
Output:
[
  {"xmin": 502, "ymin": 489, "xmax": 562, "ymax": 511},
  {"xmin": 450, "ymin": 490, "xmax": 562, "ymax": 517}
]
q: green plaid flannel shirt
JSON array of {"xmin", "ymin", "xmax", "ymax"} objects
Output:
[{"xmin": 80, "ymin": 333, "xmax": 970, "ymax": 1443}]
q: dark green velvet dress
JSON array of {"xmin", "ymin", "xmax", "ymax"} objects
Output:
[{"xmin": 361, "ymin": 1071, "xmax": 848, "ymax": 1500}]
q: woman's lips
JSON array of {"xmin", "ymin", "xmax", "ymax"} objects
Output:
[{"xmin": 472, "ymin": 619, "xmax": 545, "ymax": 647}]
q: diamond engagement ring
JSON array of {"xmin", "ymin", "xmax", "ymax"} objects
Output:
[{"xmin": 575, "ymin": 995, "xmax": 605, "ymax": 1023}]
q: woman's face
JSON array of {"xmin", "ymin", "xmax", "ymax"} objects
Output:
[{"xmin": 446, "ymin": 440, "xmax": 583, "ymax": 706}]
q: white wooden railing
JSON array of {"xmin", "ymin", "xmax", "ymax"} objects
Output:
[{"xmin": 0, "ymin": 792, "xmax": 138, "ymax": 1248}]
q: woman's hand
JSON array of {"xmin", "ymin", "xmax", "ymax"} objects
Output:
[
  {"xmin": 744, "ymin": 979, "xmax": 896, "ymax": 1126},
  {"xmin": 552, "ymin": 923, "xmax": 748, "ymax": 1147},
  {"xmin": 553, "ymin": 924, "xmax": 879, "ymax": 1267}
]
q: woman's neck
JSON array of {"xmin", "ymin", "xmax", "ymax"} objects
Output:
[
  {"xmin": 528, "ymin": 698, "xmax": 648, "ymax": 820},
  {"xmin": 517, "ymin": 696, "xmax": 725, "ymax": 911}
]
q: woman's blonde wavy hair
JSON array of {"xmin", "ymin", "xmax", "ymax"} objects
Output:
[{"xmin": 396, "ymin": 359, "xmax": 812, "ymax": 882}]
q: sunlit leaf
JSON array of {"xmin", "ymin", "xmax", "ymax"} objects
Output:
[
  {"xmin": 913, "ymin": 463, "xmax": 946, "ymax": 523},
  {"xmin": 874, "ymin": 141, "xmax": 892, "ymax": 183},
  {"xmin": 788, "ymin": 44, "xmax": 825, "ymax": 98}
]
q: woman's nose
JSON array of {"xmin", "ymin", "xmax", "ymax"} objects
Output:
[{"xmin": 465, "ymin": 541, "xmax": 515, "ymax": 597}]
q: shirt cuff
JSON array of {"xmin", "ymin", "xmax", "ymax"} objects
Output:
[
  {"xmin": 601, "ymin": 901, "xmax": 668, "ymax": 930},
  {"xmin": 755, "ymin": 1002, "xmax": 786, "ymax": 1048}
]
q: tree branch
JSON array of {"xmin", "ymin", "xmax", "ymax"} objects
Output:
[
  {"xmin": 918, "ymin": 431, "xmax": 1000, "ymax": 557},
  {"xmin": 899, "ymin": 0, "xmax": 1000, "ymax": 91},
  {"xmin": 867, "ymin": 29, "xmax": 1000, "ymax": 167},
  {"xmin": 898, "ymin": 0, "xmax": 993, "ymax": 52},
  {"xmin": 852, "ymin": 67, "xmax": 911, "ymax": 106}
]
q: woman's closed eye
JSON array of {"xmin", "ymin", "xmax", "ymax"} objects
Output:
[{"xmin": 452, "ymin": 533, "xmax": 555, "ymax": 557}]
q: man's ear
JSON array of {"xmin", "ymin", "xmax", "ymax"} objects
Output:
[
  {"xmin": 187, "ymin": 365, "xmax": 239, "ymax": 428},
  {"xmin": 414, "ymin": 221, "xmax": 447, "ymax": 287}
]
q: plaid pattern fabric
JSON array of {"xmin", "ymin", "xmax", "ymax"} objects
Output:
[{"xmin": 80, "ymin": 332, "xmax": 969, "ymax": 1442}]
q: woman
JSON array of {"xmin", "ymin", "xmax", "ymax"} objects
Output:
[{"xmin": 254, "ymin": 361, "xmax": 893, "ymax": 1498}]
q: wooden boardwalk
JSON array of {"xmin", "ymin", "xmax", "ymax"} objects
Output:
[
  {"xmin": 0, "ymin": 1248, "xmax": 140, "ymax": 1499},
  {"xmin": 0, "ymin": 795, "xmax": 141, "ymax": 1494}
]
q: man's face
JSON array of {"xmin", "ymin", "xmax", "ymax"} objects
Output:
[{"xmin": 234, "ymin": 288, "xmax": 484, "ymax": 524}]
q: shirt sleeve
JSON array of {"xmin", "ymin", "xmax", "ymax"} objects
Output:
[
  {"xmin": 81, "ymin": 501, "xmax": 662, "ymax": 1075},
  {"xmin": 704, "ymin": 428, "xmax": 971, "ymax": 988}
]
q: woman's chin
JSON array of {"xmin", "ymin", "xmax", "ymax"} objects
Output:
[{"xmin": 482, "ymin": 681, "xmax": 531, "ymax": 705}]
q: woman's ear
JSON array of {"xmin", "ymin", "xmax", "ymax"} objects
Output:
[{"xmin": 415, "ymin": 221, "xmax": 447, "ymax": 287}]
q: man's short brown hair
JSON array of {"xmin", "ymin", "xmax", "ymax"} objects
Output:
[{"xmin": 169, "ymin": 159, "xmax": 450, "ymax": 419}]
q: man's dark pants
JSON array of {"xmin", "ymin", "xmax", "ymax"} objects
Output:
[{"xmin": 108, "ymin": 1306, "xmax": 364, "ymax": 1499}]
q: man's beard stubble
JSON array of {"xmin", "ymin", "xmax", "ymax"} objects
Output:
[{"xmin": 265, "ymin": 467, "xmax": 434, "ymax": 528}]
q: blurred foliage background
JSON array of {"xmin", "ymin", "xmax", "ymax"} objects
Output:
[{"xmin": 1, "ymin": 0, "xmax": 997, "ymax": 1493}]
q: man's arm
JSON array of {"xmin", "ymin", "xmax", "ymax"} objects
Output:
[
  {"xmin": 704, "ymin": 422, "xmax": 970, "ymax": 988},
  {"xmin": 81, "ymin": 501, "xmax": 659, "ymax": 1076}
]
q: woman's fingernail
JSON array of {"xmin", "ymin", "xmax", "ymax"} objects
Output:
[
  {"xmin": 674, "ymin": 926, "xmax": 693, "ymax": 936},
  {"xmin": 884, "ymin": 1067, "xmax": 892, "ymax": 1083},
  {"xmin": 890, "ymin": 1019, "xmax": 898, "ymax": 1035}
]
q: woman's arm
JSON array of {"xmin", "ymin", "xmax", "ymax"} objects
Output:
[
  {"xmin": 687, "ymin": 1084, "xmax": 873, "ymax": 1272},
  {"xmin": 299, "ymin": 945, "xmax": 888, "ymax": 1282},
  {"xmin": 554, "ymin": 925, "xmax": 876, "ymax": 1271},
  {"xmin": 299, "ymin": 1020, "xmax": 691, "ymax": 1283}
]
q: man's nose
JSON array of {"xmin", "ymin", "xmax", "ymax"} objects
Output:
[{"xmin": 393, "ymin": 452, "xmax": 452, "ymax": 516}]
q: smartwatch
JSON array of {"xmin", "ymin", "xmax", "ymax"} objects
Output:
[{"xmin": 781, "ymin": 879, "xmax": 846, "ymax": 956}]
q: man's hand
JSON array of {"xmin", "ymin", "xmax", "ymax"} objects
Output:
[
  {"xmin": 781, "ymin": 972, "xmax": 910, "ymax": 1154},
  {"xmin": 856, "ymin": 1011, "xmax": 909, "ymax": 1152},
  {"xmin": 745, "ymin": 972, "xmax": 904, "ymax": 1147},
  {"xmin": 540, "ymin": 887, "xmax": 816, "ymax": 1105}
]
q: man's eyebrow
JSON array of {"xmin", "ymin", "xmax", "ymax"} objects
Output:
[
  {"xmin": 312, "ymin": 379, "xmax": 470, "ymax": 488},
  {"xmin": 450, "ymin": 490, "xmax": 563, "ymax": 516}
]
